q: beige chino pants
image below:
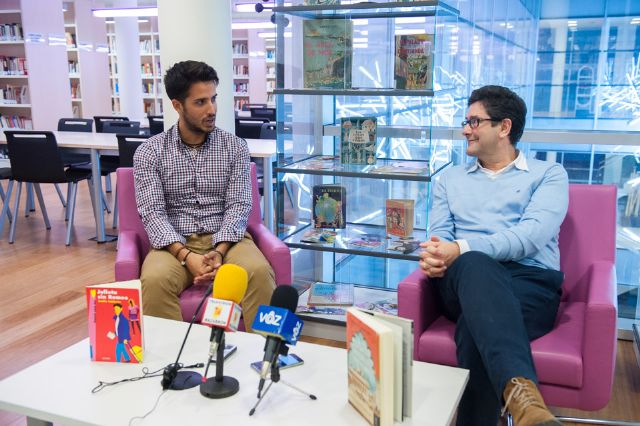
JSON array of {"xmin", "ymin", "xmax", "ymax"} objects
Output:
[{"xmin": 140, "ymin": 233, "xmax": 275, "ymax": 332}]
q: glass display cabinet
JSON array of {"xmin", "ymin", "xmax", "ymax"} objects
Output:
[{"xmin": 272, "ymin": 1, "xmax": 459, "ymax": 292}]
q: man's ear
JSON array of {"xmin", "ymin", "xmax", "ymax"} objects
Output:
[
  {"xmin": 171, "ymin": 99, "xmax": 183, "ymax": 115},
  {"xmin": 499, "ymin": 118, "xmax": 513, "ymax": 140}
]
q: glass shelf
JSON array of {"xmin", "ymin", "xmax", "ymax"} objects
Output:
[
  {"xmin": 274, "ymin": 88, "xmax": 435, "ymax": 97},
  {"xmin": 283, "ymin": 222, "xmax": 424, "ymax": 261},
  {"xmin": 273, "ymin": 1, "xmax": 459, "ymax": 20},
  {"xmin": 277, "ymin": 155, "xmax": 448, "ymax": 181}
]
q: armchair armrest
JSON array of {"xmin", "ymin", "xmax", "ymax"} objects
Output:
[
  {"xmin": 247, "ymin": 223, "xmax": 292, "ymax": 286},
  {"xmin": 398, "ymin": 268, "xmax": 442, "ymax": 359},
  {"xmin": 115, "ymin": 231, "xmax": 143, "ymax": 281},
  {"xmin": 580, "ymin": 260, "xmax": 617, "ymax": 410}
]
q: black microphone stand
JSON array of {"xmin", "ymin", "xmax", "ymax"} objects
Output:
[
  {"xmin": 200, "ymin": 331, "xmax": 239, "ymax": 398},
  {"xmin": 161, "ymin": 285, "xmax": 212, "ymax": 390},
  {"xmin": 249, "ymin": 346, "xmax": 317, "ymax": 416}
]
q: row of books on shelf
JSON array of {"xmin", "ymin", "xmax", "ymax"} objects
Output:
[
  {"xmin": 0, "ymin": 23, "xmax": 22, "ymax": 41},
  {"xmin": 141, "ymin": 62, "xmax": 159, "ymax": 76},
  {"xmin": 233, "ymin": 82, "xmax": 248, "ymax": 93},
  {"xmin": 68, "ymin": 60, "xmax": 79, "ymax": 74},
  {"xmin": 0, "ymin": 56, "xmax": 27, "ymax": 76},
  {"xmin": 234, "ymin": 98, "xmax": 249, "ymax": 111},
  {"xmin": 233, "ymin": 64, "xmax": 248, "ymax": 75},
  {"xmin": 303, "ymin": 19, "xmax": 433, "ymax": 90},
  {"xmin": 70, "ymin": 82, "xmax": 81, "ymax": 99},
  {"xmin": 0, "ymin": 114, "xmax": 33, "ymax": 130},
  {"xmin": 0, "ymin": 84, "xmax": 29, "ymax": 104},
  {"xmin": 232, "ymin": 42, "xmax": 248, "ymax": 55},
  {"xmin": 65, "ymin": 32, "xmax": 76, "ymax": 48},
  {"xmin": 139, "ymin": 39, "xmax": 160, "ymax": 54}
]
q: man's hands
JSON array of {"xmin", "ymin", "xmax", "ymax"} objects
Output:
[
  {"xmin": 187, "ymin": 251, "xmax": 224, "ymax": 285},
  {"xmin": 419, "ymin": 236, "xmax": 460, "ymax": 278}
]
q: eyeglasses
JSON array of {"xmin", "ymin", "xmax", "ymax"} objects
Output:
[{"xmin": 461, "ymin": 117, "xmax": 502, "ymax": 129}]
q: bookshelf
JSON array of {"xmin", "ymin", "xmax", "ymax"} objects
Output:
[
  {"xmin": 272, "ymin": 1, "xmax": 458, "ymax": 295},
  {"xmin": 107, "ymin": 16, "xmax": 163, "ymax": 115},
  {"xmin": 265, "ymin": 41, "xmax": 275, "ymax": 107},
  {"xmin": 62, "ymin": 0, "xmax": 110, "ymax": 120},
  {"xmin": 0, "ymin": 0, "xmax": 71, "ymax": 131},
  {"xmin": 232, "ymin": 29, "xmax": 250, "ymax": 111}
]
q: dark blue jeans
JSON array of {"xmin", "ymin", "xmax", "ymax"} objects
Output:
[{"xmin": 431, "ymin": 251, "xmax": 564, "ymax": 426}]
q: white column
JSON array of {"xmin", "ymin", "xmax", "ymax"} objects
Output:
[
  {"xmin": 549, "ymin": 22, "xmax": 568, "ymax": 116},
  {"xmin": 157, "ymin": 0, "xmax": 234, "ymax": 133},
  {"xmin": 114, "ymin": 15, "xmax": 144, "ymax": 120}
]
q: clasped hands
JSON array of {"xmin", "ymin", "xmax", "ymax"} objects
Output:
[
  {"xmin": 186, "ymin": 250, "xmax": 223, "ymax": 285},
  {"xmin": 419, "ymin": 236, "xmax": 460, "ymax": 278}
]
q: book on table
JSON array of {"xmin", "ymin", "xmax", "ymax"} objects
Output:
[
  {"xmin": 346, "ymin": 307, "xmax": 414, "ymax": 425},
  {"xmin": 307, "ymin": 281, "xmax": 355, "ymax": 306},
  {"xmin": 86, "ymin": 280, "xmax": 144, "ymax": 363}
]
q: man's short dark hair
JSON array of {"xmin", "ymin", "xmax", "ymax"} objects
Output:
[
  {"xmin": 468, "ymin": 85, "xmax": 527, "ymax": 145},
  {"xmin": 164, "ymin": 60, "xmax": 219, "ymax": 102}
]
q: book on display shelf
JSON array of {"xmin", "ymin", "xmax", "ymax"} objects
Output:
[
  {"xmin": 386, "ymin": 199, "xmax": 415, "ymax": 238},
  {"xmin": 340, "ymin": 116, "xmax": 377, "ymax": 165},
  {"xmin": 303, "ymin": 19, "xmax": 353, "ymax": 89},
  {"xmin": 312, "ymin": 184, "xmax": 346, "ymax": 229},
  {"xmin": 394, "ymin": 33, "xmax": 434, "ymax": 90},
  {"xmin": 307, "ymin": 282, "xmax": 355, "ymax": 307}
]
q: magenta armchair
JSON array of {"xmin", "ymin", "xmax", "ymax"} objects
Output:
[
  {"xmin": 398, "ymin": 184, "xmax": 618, "ymax": 417},
  {"xmin": 115, "ymin": 163, "xmax": 292, "ymax": 322}
]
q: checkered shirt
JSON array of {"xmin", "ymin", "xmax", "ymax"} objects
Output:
[{"xmin": 133, "ymin": 124, "xmax": 251, "ymax": 249}]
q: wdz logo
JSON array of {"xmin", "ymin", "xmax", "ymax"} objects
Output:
[
  {"xmin": 259, "ymin": 310, "xmax": 282, "ymax": 326},
  {"xmin": 292, "ymin": 321, "xmax": 302, "ymax": 341}
]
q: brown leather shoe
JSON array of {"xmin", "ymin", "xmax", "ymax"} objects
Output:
[{"xmin": 501, "ymin": 377, "xmax": 562, "ymax": 426}]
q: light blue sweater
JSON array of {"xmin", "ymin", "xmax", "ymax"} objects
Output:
[{"xmin": 429, "ymin": 154, "xmax": 569, "ymax": 270}]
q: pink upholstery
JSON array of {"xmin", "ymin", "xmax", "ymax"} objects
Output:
[
  {"xmin": 115, "ymin": 163, "xmax": 292, "ymax": 322},
  {"xmin": 398, "ymin": 184, "xmax": 618, "ymax": 411}
]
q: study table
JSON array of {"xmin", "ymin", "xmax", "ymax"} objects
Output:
[
  {"xmin": 0, "ymin": 131, "xmax": 277, "ymax": 241},
  {"xmin": 0, "ymin": 316, "xmax": 468, "ymax": 426}
]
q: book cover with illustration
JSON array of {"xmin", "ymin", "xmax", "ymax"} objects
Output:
[
  {"xmin": 87, "ymin": 280, "xmax": 144, "ymax": 363},
  {"xmin": 394, "ymin": 34, "xmax": 434, "ymax": 90},
  {"xmin": 387, "ymin": 238, "xmax": 421, "ymax": 255},
  {"xmin": 313, "ymin": 184, "xmax": 346, "ymax": 228},
  {"xmin": 346, "ymin": 308, "xmax": 395, "ymax": 426},
  {"xmin": 386, "ymin": 199, "xmax": 415, "ymax": 238},
  {"xmin": 303, "ymin": 19, "xmax": 353, "ymax": 89},
  {"xmin": 308, "ymin": 282, "xmax": 354, "ymax": 306},
  {"xmin": 340, "ymin": 116, "xmax": 377, "ymax": 165}
]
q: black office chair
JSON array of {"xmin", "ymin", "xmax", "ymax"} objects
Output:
[
  {"xmin": 242, "ymin": 103, "xmax": 267, "ymax": 112},
  {"xmin": 235, "ymin": 118, "xmax": 269, "ymax": 139},
  {"xmin": 250, "ymin": 107, "xmax": 276, "ymax": 121},
  {"xmin": 148, "ymin": 115, "xmax": 164, "ymax": 136},
  {"xmin": 111, "ymin": 134, "xmax": 147, "ymax": 229},
  {"xmin": 2, "ymin": 131, "xmax": 93, "ymax": 245},
  {"xmin": 101, "ymin": 121, "xmax": 141, "ymax": 135},
  {"xmin": 58, "ymin": 118, "xmax": 93, "ymax": 133},
  {"xmin": 259, "ymin": 122, "xmax": 277, "ymax": 139},
  {"xmin": 94, "ymin": 116, "xmax": 130, "ymax": 133}
]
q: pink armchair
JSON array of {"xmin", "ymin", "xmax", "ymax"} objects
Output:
[
  {"xmin": 398, "ymin": 184, "xmax": 618, "ymax": 418},
  {"xmin": 115, "ymin": 163, "xmax": 292, "ymax": 322}
]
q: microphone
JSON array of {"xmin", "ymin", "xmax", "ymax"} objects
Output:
[
  {"xmin": 200, "ymin": 263, "xmax": 248, "ymax": 399},
  {"xmin": 252, "ymin": 285, "xmax": 304, "ymax": 396},
  {"xmin": 202, "ymin": 264, "xmax": 247, "ymax": 362}
]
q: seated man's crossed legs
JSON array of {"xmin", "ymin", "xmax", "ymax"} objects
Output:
[{"xmin": 141, "ymin": 233, "xmax": 275, "ymax": 332}]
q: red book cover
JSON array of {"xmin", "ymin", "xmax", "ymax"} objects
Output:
[{"xmin": 86, "ymin": 280, "xmax": 144, "ymax": 363}]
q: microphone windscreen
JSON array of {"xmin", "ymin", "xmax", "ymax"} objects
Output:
[
  {"xmin": 269, "ymin": 285, "xmax": 299, "ymax": 313},
  {"xmin": 212, "ymin": 264, "xmax": 248, "ymax": 304}
]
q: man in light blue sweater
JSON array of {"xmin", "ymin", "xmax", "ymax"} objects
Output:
[{"xmin": 420, "ymin": 86, "xmax": 567, "ymax": 426}]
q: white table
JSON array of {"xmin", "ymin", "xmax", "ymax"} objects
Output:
[
  {"xmin": 0, "ymin": 132, "xmax": 277, "ymax": 241},
  {"xmin": 0, "ymin": 316, "xmax": 468, "ymax": 426}
]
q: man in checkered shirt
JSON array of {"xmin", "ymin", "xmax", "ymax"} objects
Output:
[{"xmin": 133, "ymin": 61, "xmax": 275, "ymax": 332}]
